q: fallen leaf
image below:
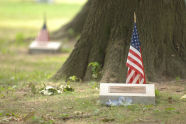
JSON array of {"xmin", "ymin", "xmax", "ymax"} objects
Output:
[
  {"xmin": 160, "ymin": 87, "xmax": 166, "ymax": 90},
  {"xmin": 101, "ymin": 118, "xmax": 115, "ymax": 122},
  {"xmin": 74, "ymin": 111, "xmax": 83, "ymax": 115},
  {"xmin": 168, "ymin": 97, "xmax": 173, "ymax": 104},
  {"xmin": 180, "ymin": 94, "xmax": 186, "ymax": 99},
  {"xmin": 176, "ymin": 90, "xmax": 182, "ymax": 92},
  {"xmin": 23, "ymin": 112, "xmax": 35, "ymax": 121},
  {"xmin": 64, "ymin": 106, "xmax": 73, "ymax": 110}
]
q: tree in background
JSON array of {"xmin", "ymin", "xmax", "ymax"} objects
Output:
[
  {"xmin": 54, "ymin": 0, "xmax": 186, "ymax": 82},
  {"xmin": 52, "ymin": 0, "xmax": 91, "ymax": 39}
]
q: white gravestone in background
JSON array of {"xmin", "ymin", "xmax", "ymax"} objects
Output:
[
  {"xmin": 99, "ymin": 83, "xmax": 155, "ymax": 105},
  {"xmin": 29, "ymin": 41, "xmax": 61, "ymax": 54},
  {"xmin": 36, "ymin": 0, "xmax": 54, "ymax": 3}
]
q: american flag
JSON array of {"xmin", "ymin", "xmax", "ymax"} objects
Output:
[
  {"xmin": 36, "ymin": 20, "xmax": 50, "ymax": 42},
  {"xmin": 126, "ymin": 23, "xmax": 146, "ymax": 84}
]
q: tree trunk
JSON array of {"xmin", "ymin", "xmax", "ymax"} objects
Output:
[
  {"xmin": 51, "ymin": 0, "xmax": 91, "ymax": 40},
  {"xmin": 54, "ymin": 0, "xmax": 186, "ymax": 82}
]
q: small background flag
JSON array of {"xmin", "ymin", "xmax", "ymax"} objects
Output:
[
  {"xmin": 36, "ymin": 20, "xmax": 50, "ymax": 42},
  {"xmin": 126, "ymin": 20, "xmax": 146, "ymax": 84}
]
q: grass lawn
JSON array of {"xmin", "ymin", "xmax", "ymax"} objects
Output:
[
  {"xmin": 0, "ymin": 0, "xmax": 86, "ymax": 40},
  {"xmin": 0, "ymin": 0, "xmax": 186, "ymax": 124}
]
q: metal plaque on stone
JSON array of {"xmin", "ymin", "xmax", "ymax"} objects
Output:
[{"xmin": 99, "ymin": 83, "xmax": 155, "ymax": 105}]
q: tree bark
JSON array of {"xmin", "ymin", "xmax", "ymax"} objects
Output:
[
  {"xmin": 54, "ymin": 0, "xmax": 186, "ymax": 82},
  {"xmin": 51, "ymin": 0, "xmax": 91, "ymax": 40}
]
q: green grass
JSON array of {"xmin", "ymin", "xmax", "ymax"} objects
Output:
[
  {"xmin": 0, "ymin": 54, "xmax": 185, "ymax": 124},
  {"xmin": 0, "ymin": 0, "xmax": 86, "ymax": 40},
  {"xmin": 0, "ymin": 79, "xmax": 186, "ymax": 123},
  {"xmin": 0, "ymin": 0, "xmax": 186, "ymax": 124},
  {"xmin": 0, "ymin": 54, "xmax": 68, "ymax": 86}
]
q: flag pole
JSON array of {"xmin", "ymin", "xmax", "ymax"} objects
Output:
[
  {"xmin": 134, "ymin": 12, "xmax": 140, "ymax": 83},
  {"xmin": 134, "ymin": 12, "xmax": 136, "ymax": 23},
  {"xmin": 44, "ymin": 12, "xmax": 46, "ymax": 23}
]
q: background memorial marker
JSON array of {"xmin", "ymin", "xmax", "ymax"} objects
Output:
[{"xmin": 29, "ymin": 15, "xmax": 61, "ymax": 54}]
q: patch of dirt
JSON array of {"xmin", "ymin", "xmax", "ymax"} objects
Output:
[{"xmin": 154, "ymin": 80, "xmax": 186, "ymax": 94}]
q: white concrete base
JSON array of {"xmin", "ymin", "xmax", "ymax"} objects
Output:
[
  {"xmin": 99, "ymin": 83, "xmax": 155, "ymax": 105},
  {"xmin": 29, "ymin": 41, "xmax": 62, "ymax": 54}
]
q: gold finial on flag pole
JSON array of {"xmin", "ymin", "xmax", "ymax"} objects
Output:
[{"xmin": 134, "ymin": 12, "xmax": 136, "ymax": 23}]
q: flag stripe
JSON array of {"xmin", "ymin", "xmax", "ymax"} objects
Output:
[
  {"xmin": 127, "ymin": 56, "xmax": 143, "ymax": 68},
  {"xmin": 132, "ymin": 74, "xmax": 140, "ymax": 84},
  {"xmin": 129, "ymin": 49, "xmax": 141, "ymax": 61},
  {"xmin": 126, "ymin": 60, "xmax": 144, "ymax": 76},
  {"xmin": 128, "ymin": 53, "xmax": 142, "ymax": 65},
  {"xmin": 130, "ymin": 46, "xmax": 141, "ymax": 57},
  {"xmin": 126, "ymin": 69, "xmax": 135, "ymax": 83},
  {"xmin": 139, "ymin": 78, "xmax": 144, "ymax": 84}
]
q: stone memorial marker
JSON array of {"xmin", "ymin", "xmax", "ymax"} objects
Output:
[
  {"xmin": 99, "ymin": 13, "xmax": 155, "ymax": 106},
  {"xmin": 29, "ymin": 41, "xmax": 61, "ymax": 54},
  {"xmin": 99, "ymin": 83, "xmax": 155, "ymax": 105},
  {"xmin": 29, "ymin": 19, "xmax": 62, "ymax": 54}
]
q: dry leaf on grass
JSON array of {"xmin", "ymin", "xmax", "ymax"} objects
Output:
[{"xmin": 180, "ymin": 94, "xmax": 186, "ymax": 99}]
